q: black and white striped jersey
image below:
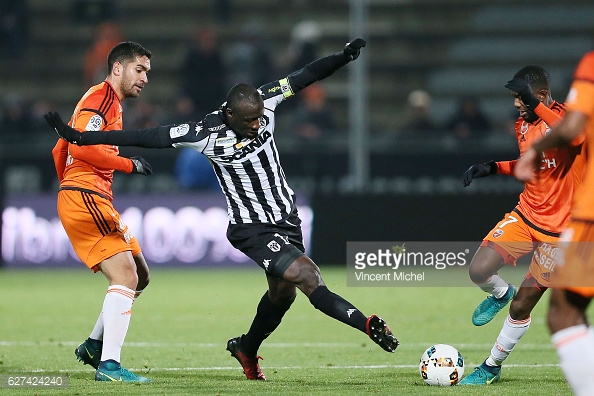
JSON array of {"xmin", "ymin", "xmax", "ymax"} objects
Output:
[
  {"xmin": 169, "ymin": 77, "xmax": 297, "ymax": 225},
  {"xmin": 77, "ymin": 50, "xmax": 352, "ymax": 225}
]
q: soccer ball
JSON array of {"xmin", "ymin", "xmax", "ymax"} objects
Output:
[{"xmin": 419, "ymin": 344, "xmax": 464, "ymax": 386}]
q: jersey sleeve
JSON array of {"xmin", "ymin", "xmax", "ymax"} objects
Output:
[
  {"xmin": 51, "ymin": 138, "xmax": 68, "ymax": 182},
  {"xmin": 496, "ymin": 160, "xmax": 517, "ymax": 176},
  {"xmin": 566, "ymin": 52, "xmax": 594, "ymax": 119},
  {"xmin": 534, "ymin": 102, "xmax": 562, "ymax": 128},
  {"xmin": 68, "ymin": 144, "xmax": 133, "ymax": 173}
]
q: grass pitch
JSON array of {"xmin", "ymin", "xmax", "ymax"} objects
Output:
[{"xmin": 0, "ymin": 266, "xmax": 581, "ymax": 395}]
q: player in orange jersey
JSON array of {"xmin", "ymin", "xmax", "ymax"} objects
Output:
[
  {"xmin": 515, "ymin": 52, "xmax": 594, "ymax": 396},
  {"xmin": 51, "ymin": 41, "xmax": 153, "ymax": 383},
  {"xmin": 459, "ymin": 65, "xmax": 585, "ymax": 385}
]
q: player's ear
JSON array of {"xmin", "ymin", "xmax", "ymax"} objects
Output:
[
  {"xmin": 112, "ymin": 61, "xmax": 122, "ymax": 77},
  {"xmin": 536, "ymin": 89, "xmax": 547, "ymax": 101}
]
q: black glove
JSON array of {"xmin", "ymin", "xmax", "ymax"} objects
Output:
[
  {"xmin": 343, "ymin": 38, "xmax": 366, "ymax": 61},
  {"xmin": 129, "ymin": 156, "xmax": 152, "ymax": 176},
  {"xmin": 505, "ymin": 77, "xmax": 540, "ymax": 111},
  {"xmin": 463, "ymin": 160, "xmax": 497, "ymax": 187},
  {"xmin": 44, "ymin": 111, "xmax": 83, "ymax": 145}
]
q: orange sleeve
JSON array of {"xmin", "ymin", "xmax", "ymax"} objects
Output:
[
  {"xmin": 68, "ymin": 144, "xmax": 133, "ymax": 173},
  {"xmin": 52, "ymin": 139, "xmax": 69, "ymax": 182},
  {"xmin": 496, "ymin": 160, "xmax": 517, "ymax": 176},
  {"xmin": 534, "ymin": 102, "xmax": 562, "ymax": 127},
  {"xmin": 535, "ymin": 101, "xmax": 585, "ymax": 147}
]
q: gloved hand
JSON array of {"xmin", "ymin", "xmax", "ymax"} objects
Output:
[
  {"xmin": 44, "ymin": 111, "xmax": 83, "ymax": 145},
  {"xmin": 343, "ymin": 38, "xmax": 366, "ymax": 61},
  {"xmin": 129, "ymin": 156, "xmax": 152, "ymax": 176},
  {"xmin": 505, "ymin": 77, "xmax": 540, "ymax": 111},
  {"xmin": 463, "ymin": 160, "xmax": 497, "ymax": 187}
]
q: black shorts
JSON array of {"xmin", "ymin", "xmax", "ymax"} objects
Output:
[{"xmin": 227, "ymin": 213, "xmax": 305, "ymax": 278}]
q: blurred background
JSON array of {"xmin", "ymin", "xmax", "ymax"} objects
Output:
[{"xmin": 2, "ymin": 0, "xmax": 594, "ymax": 266}]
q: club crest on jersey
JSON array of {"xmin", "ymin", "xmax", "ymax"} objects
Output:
[
  {"xmin": 492, "ymin": 229, "xmax": 504, "ymax": 238},
  {"xmin": 170, "ymin": 124, "xmax": 190, "ymax": 138},
  {"xmin": 215, "ymin": 136, "xmax": 237, "ymax": 147},
  {"xmin": 267, "ymin": 240, "xmax": 281, "ymax": 252}
]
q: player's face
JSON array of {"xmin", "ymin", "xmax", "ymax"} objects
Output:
[
  {"xmin": 227, "ymin": 100, "xmax": 264, "ymax": 140},
  {"xmin": 511, "ymin": 92, "xmax": 538, "ymax": 123},
  {"xmin": 120, "ymin": 56, "xmax": 151, "ymax": 99}
]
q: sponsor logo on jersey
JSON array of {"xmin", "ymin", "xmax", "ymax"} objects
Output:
[
  {"xmin": 170, "ymin": 124, "xmax": 190, "ymax": 138},
  {"xmin": 219, "ymin": 130, "xmax": 272, "ymax": 161},
  {"xmin": 86, "ymin": 114, "xmax": 103, "ymax": 131},
  {"xmin": 263, "ymin": 259, "xmax": 271, "ymax": 270},
  {"xmin": 215, "ymin": 136, "xmax": 237, "ymax": 147},
  {"xmin": 492, "ymin": 229, "xmax": 504, "ymax": 238}
]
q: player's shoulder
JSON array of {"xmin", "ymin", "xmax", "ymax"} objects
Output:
[
  {"xmin": 574, "ymin": 51, "xmax": 594, "ymax": 82},
  {"xmin": 80, "ymin": 82, "xmax": 120, "ymax": 114}
]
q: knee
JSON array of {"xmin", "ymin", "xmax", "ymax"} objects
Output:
[
  {"xmin": 468, "ymin": 263, "xmax": 490, "ymax": 284},
  {"xmin": 283, "ymin": 257, "xmax": 321, "ymax": 287}
]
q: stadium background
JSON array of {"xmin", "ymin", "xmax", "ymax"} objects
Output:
[{"xmin": 2, "ymin": 0, "xmax": 594, "ymax": 267}]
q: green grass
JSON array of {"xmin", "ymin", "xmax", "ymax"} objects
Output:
[{"xmin": 0, "ymin": 266, "xmax": 583, "ymax": 395}]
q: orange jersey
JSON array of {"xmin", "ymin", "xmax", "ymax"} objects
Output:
[
  {"xmin": 497, "ymin": 101, "xmax": 585, "ymax": 233},
  {"xmin": 565, "ymin": 51, "xmax": 594, "ymax": 221},
  {"xmin": 51, "ymin": 81, "xmax": 132, "ymax": 200}
]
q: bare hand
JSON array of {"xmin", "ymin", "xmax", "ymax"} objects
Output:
[{"xmin": 514, "ymin": 148, "xmax": 539, "ymax": 182}]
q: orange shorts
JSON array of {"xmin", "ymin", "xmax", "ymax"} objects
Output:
[
  {"xmin": 481, "ymin": 209, "xmax": 560, "ymax": 287},
  {"xmin": 551, "ymin": 219, "xmax": 594, "ymax": 297},
  {"xmin": 57, "ymin": 188, "xmax": 141, "ymax": 271}
]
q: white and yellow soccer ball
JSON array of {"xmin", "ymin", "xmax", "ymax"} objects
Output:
[{"xmin": 419, "ymin": 344, "xmax": 464, "ymax": 386}]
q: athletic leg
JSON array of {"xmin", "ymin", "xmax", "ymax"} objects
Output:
[
  {"xmin": 226, "ymin": 277, "xmax": 296, "ymax": 380},
  {"xmin": 460, "ymin": 276, "xmax": 546, "ymax": 385},
  {"xmin": 549, "ymin": 288, "xmax": 594, "ymax": 396},
  {"xmin": 94, "ymin": 251, "xmax": 151, "ymax": 382},
  {"xmin": 283, "ymin": 255, "xmax": 398, "ymax": 352},
  {"xmin": 133, "ymin": 252, "xmax": 150, "ymax": 300},
  {"xmin": 469, "ymin": 246, "xmax": 516, "ymax": 326}
]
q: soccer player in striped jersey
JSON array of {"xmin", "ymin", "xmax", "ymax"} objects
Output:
[
  {"xmin": 515, "ymin": 51, "xmax": 594, "ymax": 396},
  {"xmin": 46, "ymin": 38, "xmax": 398, "ymax": 380},
  {"xmin": 51, "ymin": 41, "xmax": 153, "ymax": 383},
  {"xmin": 459, "ymin": 65, "xmax": 585, "ymax": 385}
]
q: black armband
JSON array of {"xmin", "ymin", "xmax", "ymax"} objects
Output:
[{"xmin": 80, "ymin": 126, "xmax": 174, "ymax": 148}]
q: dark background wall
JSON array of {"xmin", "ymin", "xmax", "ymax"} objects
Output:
[{"xmin": 310, "ymin": 193, "xmax": 519, "ymax": 264}]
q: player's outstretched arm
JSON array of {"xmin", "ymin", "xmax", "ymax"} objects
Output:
[
  {"xmin": 463, "ymin": 160, "xmax": 497, "ymax": 187},
  {"xmin": 286, "ymin": 38, "xmax": 366, "ymax": 93},
  {"xmin": 45, "ymin": 111, "xmax": 175, "ymax": 149}
]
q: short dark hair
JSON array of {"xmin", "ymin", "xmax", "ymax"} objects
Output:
[
  {"xmin": 107, "ymin": 41, "xmax": 152, "ymax": 75},
  {"xmin": 513, "ymin": 65, "xmax": 550, "ymax": 92},
  {"xmin": 226, "ymin": 83, "xmax": 261, "ymax": 111}
]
